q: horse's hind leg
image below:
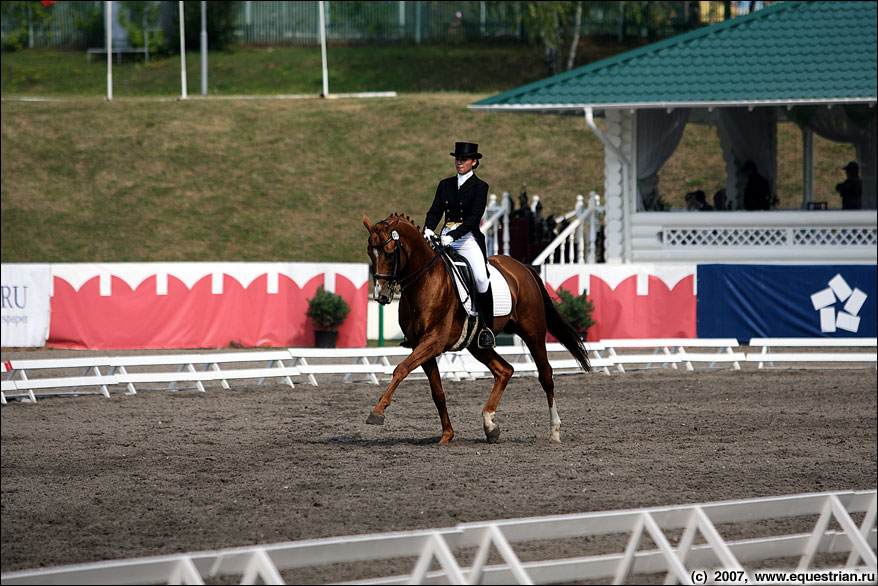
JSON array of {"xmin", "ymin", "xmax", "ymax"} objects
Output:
[
  {"xmin": 422, "ymin": 357, "xmax": 454, "ymax": 444},
  {"xmin": 468, "ymin": 348, "xmax": 514, "ymax": 443},
  {"xmin": 518, "ymin": 328, "xmax": 561, "ymax": 442}
]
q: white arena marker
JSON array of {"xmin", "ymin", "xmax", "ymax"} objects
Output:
[
  {"xmin": 820, "ymin": 307, "xmax": 836, "ymax": 333},
  {"xmin": 810, "ymin": 287, "xmax": 836, "ymax": 310},
  {"xmin": 844, "ymin": 288, "xmax": 867, "ymax": 316},
  {"xmin": 828, "ymin": 274, "xmax": 852, "ymax": 301},
  {"xmin": 836, "ymin": 311, "xmax": 860, "ymax": 333}
]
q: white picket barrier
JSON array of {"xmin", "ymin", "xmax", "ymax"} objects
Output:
[
  {"xmin": 4, "ymin": 338, "xmax": 876, "ymax": 403},
  {"xmin": 746, "ymin": 338, "xmax": 878, "ymax": 368},
  {"xmin": 598, "ymin": 338, "xmax": 744, "ymax": 373},
  {"xmin": 1, "ymin": 351, "xmax": 301, "ymax": 404},
  {"xmin": 1, "ymin": 490, "xmax": 874, "ymax": 585}
]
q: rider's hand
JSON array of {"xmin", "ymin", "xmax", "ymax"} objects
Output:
[
  {"xmin": 423, "ymin": 228, "xmax": 435, "ymax": 240},
  {"xmin": 440, "ymin": 234, "xmax": 454, "ymax": 247}
]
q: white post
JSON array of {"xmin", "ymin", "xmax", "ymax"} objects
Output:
[
  {"xmin": 575, "ymin": 194, "xmax": 585, "ymax": 264},
  {"xmin": 587, "ymin": 191, "xmax": 600, "ymax": 263},
  {"xmin": 106, "ymin": 1, "xmax": 113, "ymax": 101},
  {"xmin": 200, "ymin": 1, "xmax": 208, "ymax": 96},
  {"xmin": 319, "ymin": 1, "xmax": 329, "ymax": 97},
  {"xmin": 179, "ymin": 1, "xmax": 188, "ymax": 99}
]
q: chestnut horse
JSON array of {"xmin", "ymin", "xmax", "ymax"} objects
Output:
[{"xmin": 363, "ymin": 213, "xmax": 590, "ymax": 444}]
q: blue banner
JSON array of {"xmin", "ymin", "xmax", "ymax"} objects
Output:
[{"xmin": 697, "ymin": 265, "xmax": 877, "ymax": 340}]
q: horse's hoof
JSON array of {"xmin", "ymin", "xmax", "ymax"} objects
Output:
[
  {"xmin": 366, "ymin": 412, "xmax": 385, "ymax": 425},
  {"xmin": 485, "ymin": 426, "xmax": 501, "ymax": 444}
]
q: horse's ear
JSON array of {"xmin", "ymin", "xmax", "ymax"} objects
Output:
[{"xmin": 362, "ymin": 215, "xmax": 372, "ymax": 231}]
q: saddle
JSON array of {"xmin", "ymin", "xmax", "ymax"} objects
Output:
[{"xmin": 435, "ymin": 244, "xmax": 511, "ymax": 351}]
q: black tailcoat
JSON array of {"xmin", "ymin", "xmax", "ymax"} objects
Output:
[{"xmin": 424, "ymin": 174, "xmax": 489, "ymax": 258}]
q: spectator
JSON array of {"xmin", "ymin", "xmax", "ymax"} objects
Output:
[
  {"xmin": 695, "ymin": 190, "xmax": 714, "ymax": 211},
  {"xmin": 713, "ymin": 188, "xmax": 728, "ymax": 210},
  {"xmin": 685, "ymin": 190, "xmax": 700, "ymax": 211},
  {"xmin": 741, "ymin": 160, "xmax": 771, "ymax": 211},
  {"xmin": 835, "ymin": 161, "xmax": 862, "ymax": 210}
]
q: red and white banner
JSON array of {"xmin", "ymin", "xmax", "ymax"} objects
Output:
[
  {"xmin": 543, "ymin": 264, "xmax": 697, "ymax": 341},
  {"xmin": 47, "ymin": 263, "xmax": 369, "ymax": 349}
]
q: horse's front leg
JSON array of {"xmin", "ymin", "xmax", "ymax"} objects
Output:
[
  {"xmin": 421, "ymin": 357, "xmax": 454, "ymax": 444},
  {"xmin": 366, "ymin": 340, "xmax": 443, "ymax": 426}
]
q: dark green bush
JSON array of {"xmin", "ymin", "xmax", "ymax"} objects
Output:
[
  {"xmin": 555, "ymin": 288, "xmax": 595, "ymax": 337},
  {"xmin": 306, "ymin": 286, "xmax": 351, "ymax": 331}
]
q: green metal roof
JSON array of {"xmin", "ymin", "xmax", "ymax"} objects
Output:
[{"xmin": 471, "ymin": 1, "xmax": 877, "ymax": 112}]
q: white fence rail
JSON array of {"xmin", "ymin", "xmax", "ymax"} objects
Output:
[
  {"xmin": 2, "ymin": 490, "xmax": 874, "ymax": 585},
  {"xmin": 481, "ymin": 191, "xmax": 512, "ymax": 256},
  {"xmin": 532, "ymin": 192, "xmax": 605, "ymax": 265},
  {"xmin": 2, "ymin": 338, "xmax": 875, "ymax": 404},
  {"xmin": 631, "ymin": 210, "xmax": 877, "ymax": 263}
]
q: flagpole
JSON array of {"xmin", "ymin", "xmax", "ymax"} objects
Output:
[
  {"xmin": 200, "ymin": 1, "xmax": 208, "ymax": 96},
  {"xmin": 319, "ymin": 0, "xmax": 329, "ymax": 97},
  {"xmin": 106, "ymin": 1, "xmax": 113, "ymax": 101},
  {"xmin": 179, "ymin": 1, "xmax": 188, "ymax": 99}
]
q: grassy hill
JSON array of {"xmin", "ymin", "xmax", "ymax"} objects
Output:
[{"xmin": 1, "ymin": 45, "xmax": 855, "ymax": 263}]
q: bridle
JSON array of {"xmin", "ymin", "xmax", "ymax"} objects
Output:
[{"xmin": 368, "ymin": 220, "xmax": 444, "ymax": 295}]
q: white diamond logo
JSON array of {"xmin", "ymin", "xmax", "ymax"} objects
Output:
[{"xmin": 810, "ymin": 274, "xmax": 866, "ymax": 333}]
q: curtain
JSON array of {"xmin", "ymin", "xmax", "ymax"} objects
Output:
[
  {"xmin": 636, "ymin": 108, "xmax": 691, "ymax": 211},
  {"xmin": 715, "ymin": 108, "xmax": 778, "ymax": 210},
  {"xmin": 792, "ymin": 106, "xmax": 877, "ymax": 210}
]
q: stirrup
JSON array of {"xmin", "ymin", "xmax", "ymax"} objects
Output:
[{"xmin": 477, "ymin": 328, "xmax": 495, "ymax": 349}]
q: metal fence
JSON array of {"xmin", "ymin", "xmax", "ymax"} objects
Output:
[{"xmin": 2, "ymin": 1, "xmax": 748, "ymax": 50}]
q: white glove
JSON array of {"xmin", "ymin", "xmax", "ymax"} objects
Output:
[
  {"xmin": 423, "ymin": 228, "xmax": 435, "ymax": 240},
  {"xmin": 441, "ymin": 234, "xmax": 454, "ymax": 247}
]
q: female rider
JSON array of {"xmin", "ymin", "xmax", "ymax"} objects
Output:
[{"xmin": 422, "ymin": 141, "xmax": 494, "ymax": 349}]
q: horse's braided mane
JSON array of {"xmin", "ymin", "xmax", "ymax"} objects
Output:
[{"xmin": 388, "ymin": 213, "xmax": 421, "ymax": 233}]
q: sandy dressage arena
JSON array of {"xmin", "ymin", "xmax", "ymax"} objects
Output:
[{"xmin": 1, "ymin": 359, "xmax": 876, "ymax": 582}]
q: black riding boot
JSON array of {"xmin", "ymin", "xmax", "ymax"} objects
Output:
[{"xmin": 477, "ymin": 285, "xmax": 495, "ymax": 349}]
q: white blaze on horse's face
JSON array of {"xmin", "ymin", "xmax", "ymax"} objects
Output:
[{"xmin": 373, "ymin": 278, "xmax": 392, "ymax": 304}]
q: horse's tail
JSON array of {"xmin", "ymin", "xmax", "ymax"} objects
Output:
[{"xmin": 526, "ymin": 265, "xmax": 591, "ymax": 373}]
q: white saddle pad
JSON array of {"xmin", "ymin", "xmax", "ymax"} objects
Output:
[{"xmin": 451, "ymin": 261, "xmax": 512, "ymax": 318}]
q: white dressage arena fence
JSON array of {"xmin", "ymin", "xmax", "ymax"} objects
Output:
[
  {"xmin": 2, "ymin": 338, "xmax": 875, "ymax": 403},
  {"xmin": 1, "ymin": 490, "xmax": 874, "ymax": 585}
]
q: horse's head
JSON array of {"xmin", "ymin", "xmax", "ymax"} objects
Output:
[{"xmin": 362, "ymin": 214, "xmax": 426, "ymax": 304}]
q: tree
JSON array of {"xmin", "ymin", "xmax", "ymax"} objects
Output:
[{"xmin": 518, "ymin": 1, "xmax": 583, "ymax": 76}]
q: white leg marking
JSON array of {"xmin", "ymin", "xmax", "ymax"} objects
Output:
[
  {"xmin": 482, "ymin": 410, "xmax": 497, "ymax": 433},
  {"xmin": 549, "ymin": 401, "xmax": 561, "ymax": 443}
]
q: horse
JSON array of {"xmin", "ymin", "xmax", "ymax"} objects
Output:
[{"xmin": 362, "ymin": 213, "xmax": 590, "ymax": 444}]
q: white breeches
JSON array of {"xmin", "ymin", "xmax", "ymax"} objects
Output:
[{"xmin": 441, "ymin": 227, "xmax": 489, "ymax": 293}]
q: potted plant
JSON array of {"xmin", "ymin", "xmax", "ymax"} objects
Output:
[
  {"xmin": 555, "ymin": 288, "xmax": 595, "ymax": 338},
  {"xmin": 306, "ymin": 286, "xmax": 351, "ymax": 348}
]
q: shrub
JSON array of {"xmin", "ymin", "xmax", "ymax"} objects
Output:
[
  {"xmin": 306, "ymin": 286, "xmax": 350, "ymax": 332},
  {"xmin": 555, "ymin": 288, "xmax": 595, "ymax": 337}
]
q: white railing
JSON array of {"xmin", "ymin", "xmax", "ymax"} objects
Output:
[
  {"xmin": 2, "ymin": 490, "xmax": 874, "ymax": 585},
  {"xmin": 481, "ymin": 191, "xmax": 512, "ymax": 256},
  {"xmin": 3, "ymin": 338, "xmax": 874, "ymax": 403},
  {"xmin": 631, "ymin": 210, "xmax": 878, "ymax": 263},
  {"xmin": 531, "ymin": 191, "xmax": 605, "ymax": 265}
]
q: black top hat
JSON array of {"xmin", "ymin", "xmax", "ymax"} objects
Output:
[
  {"xmin": 450, "ymin": 142, "xmax": 482, "ymax": 159},
  {"xmin": 843, "ymin": 161, "xmax": 859, "ymax": 170}
]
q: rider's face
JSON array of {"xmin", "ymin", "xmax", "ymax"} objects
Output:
[{"xmin": 455, "ymin": 157, "xmax": 476, "ymax": 175}]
